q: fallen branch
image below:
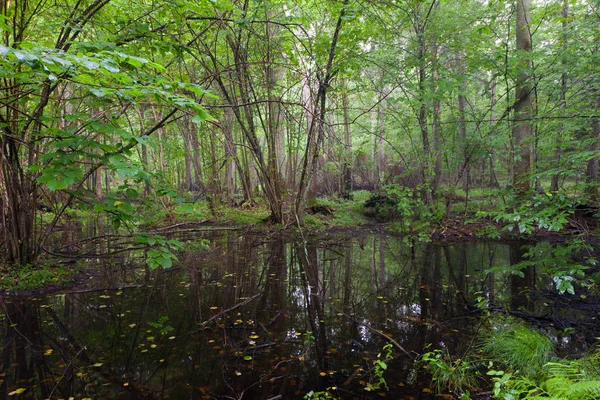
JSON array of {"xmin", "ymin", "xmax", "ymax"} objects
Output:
[{"xmin": 199, "ymin": 293, "xmax": 262, "ymax": 329}]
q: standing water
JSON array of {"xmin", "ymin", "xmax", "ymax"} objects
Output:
[{"xmin": 0, "ymin": 232, "xmax": 596, "ymax": 399}]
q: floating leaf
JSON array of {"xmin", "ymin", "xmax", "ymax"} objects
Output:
[{"xmin": 9, "ymin": 388, "xmax": 26, "ymax": 396}]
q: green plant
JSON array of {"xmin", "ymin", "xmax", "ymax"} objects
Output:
[
  {"xmin": 135, "ymin": 233, "xmax": 183, "ymax": 269},
  {"xmin": 0, "ymin": 262, "xmax": 76, "ymax": 291},
  {"xmin": 420, "ymin": 348, "xmax": 478, "ymax": 396},
  {"xmin": 482, "ymin": 319, "xmax": 553, "ymax": 378},
  {"xmin": 480, "ymin": 192, "xmax": 577, "ymax": 235},
  {"xmin": 304, "ymin": 388, "xmax": 339, "ymax": 399},
  {"xmin": 365, "ymin": 343, "xmax": 394, "ymax": 392},
  {"xmin": 487, "ymin": 356, "xmax": 600, "ymax": 399},
  {"xmin": 149, "ymin": 316, "xmax": 174, "ymax": 335}
]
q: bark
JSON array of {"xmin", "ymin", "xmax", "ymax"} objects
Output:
[
  {"xmin": 457, "ymin": 53, "xmax": 469, "ymax": 190},
  {"xmin": 513, "ymin": 0, "xmax": 533, "ymax": 197},
  {"xmin": 295, "ymin": 0, "xmax": 348, "ymax": 222},
  {"xmin": 414, "ymin": 5, "xmax": 434, "ymax": 205},
  {"xmin": 489, "ymin": 79, "xmax": 500, "ymax": 187},
  {"xmin": 341, "ymin": 82, "xmax": 353, "ymax": 197},
  {"xmin": 550, "ymin": 0, "xmax": 568, "ymax": 193},
  {"xmin": 222, "ymin": 106, "xmax": 237, "ymax": 201},
  {"xmin": 431, "ymin": 44, "xmax": 443, "ymax": 195},
  {"xmin": 265, "ymin": 16, "xmax": 284, "ymax": 219},
  {"xmin": 586, "ymin": 97, "xmax": 600, "ymax": 201}
]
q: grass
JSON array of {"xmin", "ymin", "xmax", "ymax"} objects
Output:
[{"xmin": 303, "ymin": 190, "xmax": 371, "ymax": 230}]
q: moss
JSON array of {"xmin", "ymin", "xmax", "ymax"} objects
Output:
[{"xmin": 0, "ymin": 261, "xmax": 77, "ymax": 291}]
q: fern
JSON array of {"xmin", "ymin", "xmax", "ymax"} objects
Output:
[
  {"xmin": 566, "ymin": 380, "xmax": 600, "ymax": 399},
  {"xmin": 483, "ymin": 320, "xmax": 553, "ymax": 378},
  {"xmin": 541, "ymin": 359, "xmax": 600, "ymax": 399}
]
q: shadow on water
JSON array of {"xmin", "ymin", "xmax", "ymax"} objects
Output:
[{"xmin": 1, "ymin": 232, "xmax": 599, "ymax": 399}]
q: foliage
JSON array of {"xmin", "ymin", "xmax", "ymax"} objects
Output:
[
  {"xmin": 420, "ymin": 348, "xmax": 478, "ymax": 397},
  {"xmin": 482, "ymin": 319, "xmax": 553, "ymax": 378},
  {"xmin": 135, "ymin": 233, "xmax": 183, "ymax": 269},
  {"xmin": 364, "ymin": 342, "xmax": 394, "ymax": 392},
  {"xmin": 479, "ymin": 193, "xmax": 578, "ymax": 235},
  {"xmin": 489, "ymin": 351, "xmax": 600, "ymax": 399},
  {"xmin": 0, "ymin": 262, "xmax": 76, "ymax": 291},
  {"xmin": 149, "ymin": 316, "xmax": 175, "ymax": 335},
  {"xmin": 496, "ymin": 239, "xmax": 595, "ymax": 295},
  {"xmin": 304, "ymin": 389, "xmax": 339, "ymax": 400}
]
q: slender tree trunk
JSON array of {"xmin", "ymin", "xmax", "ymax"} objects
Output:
[
  {"xmin": 222, "ymin": 106, "xmax": 237, "ymax": 201},
  {"xmin": 181, "ymin": 118, "xmax": 194, "ymax": 191},
  {"xmin": 295, "ymin": 0, "xmax": 348, "ymax": 222},
  {"xmin": 265, "ymin": 16, "xmax": 284, "ymax": 220},
  {"xmin": 414, "ymin": 6, "xmax": 434, "ymax": 205},
  {"xmin": 586, "ymin": 97, "xmax": 600, "ymax": 201},
  {"xmin": 550, "ymin": 0, "xmax": 569, "ymax": 193},
  {"xmin": 432, "ymin": 44, "xmax": 443, "ymax": 196},
  {"xmin": 513, "ymin": 0, "xmax": 533, "ymax": 198},
  {"xmin": 457, "ymin": 52, "xmax": 469, "ymax": 190},
  {"xmin": 341, "ymin": 82, "xmax": 353, "ymax": 198}
]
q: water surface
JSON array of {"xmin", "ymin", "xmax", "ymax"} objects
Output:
[{"xmin": 1, "ymin": 232, "xmax": 596, "ymax": 399}]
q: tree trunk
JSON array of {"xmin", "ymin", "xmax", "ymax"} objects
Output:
[
  {"xmin": 414, "ymin": 5, "xmax": 434, "ymax": 206},
  {"xmin": 295, "ymin": 0, "xmax": 348, "ymax": 222},
  {"xmin": 222, "ymin": 106, "xmax": 237, "ymax": 201},
  {"xmin": 550, "ymin": 0, "xmax": 569, "ymax": 193},
  {"xmin": 586, "ymin": 97, "xmax": 600, "ymax": 201},
  {"xmin": 432, "ymin": 44, "xmax": 443, "ymax": 196},
  {"xmin": 341, "ymin": 82, "xmax": 353, "ymax": 198},
  {"xmin": 513, "ymin": 0, "xmax": 533, "ymax": 198}
]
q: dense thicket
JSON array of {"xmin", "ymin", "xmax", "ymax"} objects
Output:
[{"xmin": 1, "ymin": 0, "xmax": 599, "ymax": 265}]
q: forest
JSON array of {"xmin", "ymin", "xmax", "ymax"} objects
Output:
[
  {"xmin": 1, "ymin": 0, "xmax": 600, "ymax": 398},
  {"xmin": 0, "ymin": 0, "xmax": 598, "ymax": 266}
]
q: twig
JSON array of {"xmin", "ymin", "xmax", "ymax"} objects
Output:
[
  {"xmin": 48, "ymin": 346, "xmax": 87, "ymax": 398},
  {"xmin": 199, "ymin": 293, "xmax": 262, "ymax": 329}
]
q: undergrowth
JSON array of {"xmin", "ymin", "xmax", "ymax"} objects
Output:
[{"xmin": 420, "ymin": 316, "xmax": 600, "ymax": 399}]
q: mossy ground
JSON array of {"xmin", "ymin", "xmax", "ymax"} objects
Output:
[{"xmin": 0, "ymin": 261, "xmax": 78, "ymax": 292}]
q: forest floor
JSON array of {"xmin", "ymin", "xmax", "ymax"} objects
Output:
[{"xmin": 3, "ymin": 189, "xmax": 600, "ymax": 294}]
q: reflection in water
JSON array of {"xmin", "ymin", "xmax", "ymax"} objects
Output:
[{"xmin": 0, "ymin": 233, "xmax": 589, "ymax": 399}]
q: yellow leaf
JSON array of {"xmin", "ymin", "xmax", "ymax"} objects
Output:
[
  {"xmin": 319, "ymin": 372, "xmax": 327, "ymax": 376},
  {"xmin": 114, "ymin": 201, "xmax": 123, "ymax": 206},
  {"xmin": 44, "ymin": 349, "xmax": 53, "ymax": 356}
]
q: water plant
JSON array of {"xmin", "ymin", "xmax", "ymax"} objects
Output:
[{"xmin": 420, "ymin": 348, "xmax": 479, "ymax": 397}]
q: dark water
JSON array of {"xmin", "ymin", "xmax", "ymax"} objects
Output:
[{"xmin": 1, "ymin": 232, "xmax": 598, "ymax": 399}]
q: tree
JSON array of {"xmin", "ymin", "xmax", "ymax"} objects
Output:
[
  {"xmin": 0, "ymin": 0, "xmax": 210, "ymax": 265},
  {"xmin": 512, "ymin": 0, "xmax": 533, "ymax": 197}
]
